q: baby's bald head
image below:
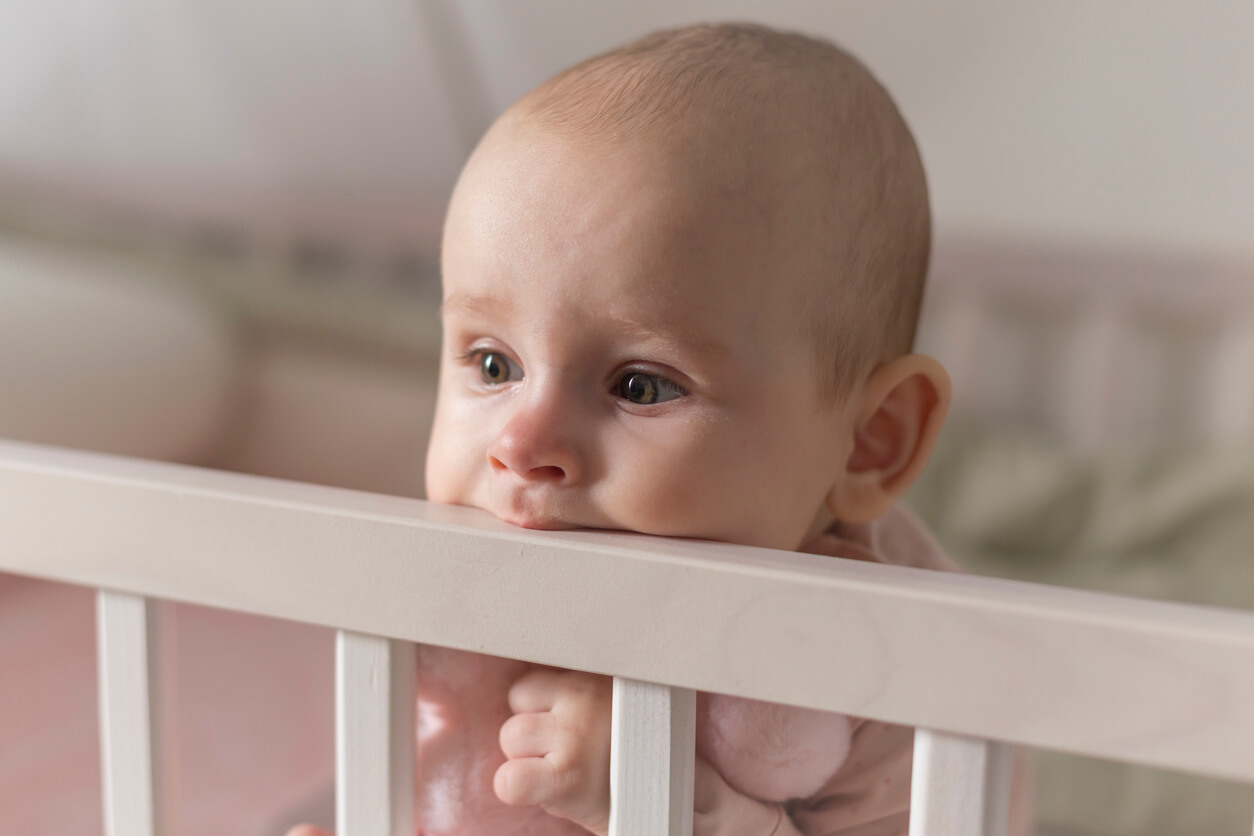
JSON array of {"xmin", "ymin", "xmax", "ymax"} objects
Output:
[{"xmin": 507, "ymin": 23, "xmax": 930, "ymax": 398}]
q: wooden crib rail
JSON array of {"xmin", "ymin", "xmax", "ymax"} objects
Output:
[{"xmin": 4, "ymin": 439, "xmax": 1254, "ymax": 835}]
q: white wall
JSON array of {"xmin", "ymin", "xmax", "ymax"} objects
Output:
[
  {"xmin": 0, "ymin": 1, "xmax": 1250, "ymax": 259},
  {"xmin": 0, "ymin": 0, "xmax": 466, "ymax": 249},
  {"xmin": 453, "ymin": 1, "xmax": 1254, "ymax": 259}
]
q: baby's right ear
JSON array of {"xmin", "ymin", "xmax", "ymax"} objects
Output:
[{"xmin": 825, "ymin": 354, "xmax": 951, "ymax": 525}]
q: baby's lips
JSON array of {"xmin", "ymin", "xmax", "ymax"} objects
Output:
[
  {"xmin": 498, "ymin": 511, "xmax": 569, "ymax": 530},
  {"xmin": 488, "ymin": 492, "xmax": 582, "ymax": 531}
]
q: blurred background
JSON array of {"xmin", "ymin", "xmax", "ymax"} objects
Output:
[{"xmin": 1, "ymin": 2, "xmax": 1252, "ymax": 835}]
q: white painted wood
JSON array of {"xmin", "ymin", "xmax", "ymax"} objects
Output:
[
  {"xmin": 609, "ymin": 678, "xmax": 696, "ymax": 836},
  {"xmin": 336, "ymin": 632, "xmax": 416, "ymax": 836},
  {"xmin": 6, "ymin": 440, "xmax": 1254, "ymax": 781},
  {"xmin": 923, "ymin": 294, "xmax": 985, "ymax": 409},
  {"xmin": 909, "ymin": 729, "xmax": 1012, "ymax": 836},
  {"xmin": 1200, "ymin": 314, "xmax": 1254, "ymax": 442},
  {"xmin": 1057, "ymin": 303, "xmax": 1122, "ymax": 451},
  {"xmin": 929, "ymin": 243, "xmax": 1254, "ymax": 316},
  {"xmin": 926, "ymin": 245, "xmax": 1254, "ymax": 446},
  {"xmin": 96, "ymin": 590, "xmax": 164, "ymax": 836}
]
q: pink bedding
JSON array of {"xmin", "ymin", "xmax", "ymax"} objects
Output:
[{"xmin": 0, "ymin": 573, "xmax": 334, "ymax": 836}]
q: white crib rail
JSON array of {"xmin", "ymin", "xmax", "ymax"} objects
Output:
[{"xmin": 4, "ymin": 439, "xmax": 1254, "ymax": 835}]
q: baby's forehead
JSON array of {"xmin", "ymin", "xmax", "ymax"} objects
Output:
[
  {"xmin": 508, "ymin": 80, "xmax": 907, "ymax": 255},
  {"xmin": 459, "ymin": 119, "xmax": 762, "ymax": 239},
  {"xmin": 450, "ymin": 118, "xmax": 848, "ymax": 334},
  {"xmin": 448, "ymin": 25, "xmax": 930, "ymax": 398},
  {"xmin": 448, "ymin": 135, "xmax": 816, "ymax": 322}
]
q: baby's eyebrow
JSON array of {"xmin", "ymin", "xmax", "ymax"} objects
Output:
[
  {"xmin": 441, "ymin": 291, "xmax": 734, "ymax": 361},
  {"xmin": 620, "ymin": 321, "xmax": 732, "ymax": 359},
  {"xmin": 440, "ymin": 293, "xmax": 514, "ymax": 318}
]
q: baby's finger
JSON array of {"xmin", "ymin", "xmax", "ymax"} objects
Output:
[
  {"xmin": 507, "ymin": 668, "xmax": 565, "ymax": 713},
  {"xmin": 500, "ymin": 710, "xmax": 559, "ymax": 759},
  {"xmin": 494, "ymin": 755, "xmax": 565, "ymax": 807}
]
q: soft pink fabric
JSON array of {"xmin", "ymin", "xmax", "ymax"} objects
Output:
[
  {"xmin": 414, "ymin": 506, "xmax": 1033, "ymax": 835},
  {"xmin": 0, "ymin": 573, "xmax": 336, "ymax": 836},
  {"xmin": 414, "ymin": 648, "xmax": 586, "ymax": 836},
  {"xmin": 786, "ymin": 507, "xmax": 1034, "ymax": 836},
  {"xmin": 697, "ymin": 693, "xmax": 851, "ymax": 803}
]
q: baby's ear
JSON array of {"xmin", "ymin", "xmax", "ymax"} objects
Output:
[{"xmin": 826, "ymin": 355, "xmax": 951, "ymax": 525}]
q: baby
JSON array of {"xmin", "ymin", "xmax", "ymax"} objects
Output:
[{"xmin": 292, "ymin": 22, "xmax": 1031, "ymax": 836}]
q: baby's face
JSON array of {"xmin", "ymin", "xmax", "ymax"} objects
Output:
[{"xmin": 426, "ymin": 121, "xmax": 851, "ymax": 550}]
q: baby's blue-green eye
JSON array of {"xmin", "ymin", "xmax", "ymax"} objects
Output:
[
  {"xmin": 616, "ymin": 372, "xmax": 685, "ymax": 405},
  {"xmin": 478, "ymin": 352, "xmax": 521, "ymax": 385}
]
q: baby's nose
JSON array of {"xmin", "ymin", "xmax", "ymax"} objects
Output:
[{"xmin": 487, "ymin": 400, "xmax": 581, "ymax": 483}]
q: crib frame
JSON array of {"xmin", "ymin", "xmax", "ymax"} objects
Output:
[{"xmin": 3, "ymin": 438, "xmax": 1254, "ymax": 836}]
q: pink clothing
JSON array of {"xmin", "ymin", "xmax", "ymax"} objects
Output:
[{"xmin": 415, "ymin": 506, "xmax": 1033, "ymax": 835}]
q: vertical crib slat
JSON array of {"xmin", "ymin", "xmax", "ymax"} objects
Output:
[
  {"xmin": 608, "ymin": 678, "xmax": 696, "ymax": 836},
  {"xmin": 908, "ymin": 729, "xmax": 1012, "ymax": 836},
  {"xmin": 1058, "ymin": 304, "xmax": 1122, "ymax": 451},
  {"xmin": 336, "ymin": 631, "xmax": 416, "ymax": 836},
  {"xmin": 1201, "ymin": 314, "xmax": 1254, "ymax": 442},
  {"xmin": 928, "ymin": 294, "xmax": 986, "ymax": 415},
  {"xmin": 96, "ymin": 590, "xmax": 164, "ymax": 836}
]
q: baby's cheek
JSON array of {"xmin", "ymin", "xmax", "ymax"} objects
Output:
[
  {"xmin": 611, "ymin": 441, "xmax": 748, "ymax": 539},
  {"xmin": 424, "ymin": 430, "xmax": 457, "ymax": 502},
  {"xmin": 425, "ymin": 409, "xmax": 483, "ymax": 505}
]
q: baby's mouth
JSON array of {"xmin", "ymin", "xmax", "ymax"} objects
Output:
[
  {"xmin": 489, "ymin": 490, "xmax": 580, "ymax": 531},
  {"xmin": 500, "ymin": 514, "xmax": 570, "ymax": 531}
]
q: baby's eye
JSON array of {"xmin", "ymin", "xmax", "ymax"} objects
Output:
[
  {"xmin": 615, "ymin": 372, "xmax": 686, "ymax": 405},
  {"xmin": 477, "ymin": 351, "xmax": 522, "ymax": 385}
]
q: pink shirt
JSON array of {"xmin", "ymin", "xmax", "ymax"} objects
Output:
[{"xmin": 414, "ymin": 506, "xmax": 1033, "ymax": 835}]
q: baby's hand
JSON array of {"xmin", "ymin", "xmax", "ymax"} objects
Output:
[{"xmin": 495, "ymin": 668, "xmax": 613, "ymax": 836}]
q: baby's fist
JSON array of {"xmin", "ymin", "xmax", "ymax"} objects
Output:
[{"xmin": 495, "ymin": 668, "xmax": 613, "ymax": 835}]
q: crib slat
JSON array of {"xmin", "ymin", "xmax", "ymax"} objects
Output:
[
  {"xmin": 1201, "ymin": 314, "xmax": 1254, "ymax": 441},
  {"xmin": 924, "ymin": 293, "xmax": 986, "ymax": 417},
  {"xmin": 336, "ymin": 632, "xmax": 416, "ymax": 836},
  {"xmin": 609, "ymin": 678, "xmax": 696, "ymax": 836},
  {"xmin": 96, "ymin": 590, "xmax": 164, "ymax": 836},
  {"xmin": 1058, "ymin": 303, "xmax": 1122, "ymax": 451},
  {"xmin": 908, "ymin": 728, "xmax": 1012, "ymax": 836}
]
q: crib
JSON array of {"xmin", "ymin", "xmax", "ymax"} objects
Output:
[{"xmin": 2, "ymin": 239, "xmax": 1254, "ymax": 836}]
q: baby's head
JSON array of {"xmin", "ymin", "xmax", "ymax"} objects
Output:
[{"xmin": 426, "ymin": 23, "xmax": 950, "ymax": 551}]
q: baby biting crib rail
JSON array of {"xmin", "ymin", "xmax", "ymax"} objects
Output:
[{"xmin": 3, "ymin": 438, "xmax": 1254, "ymax": 836}]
